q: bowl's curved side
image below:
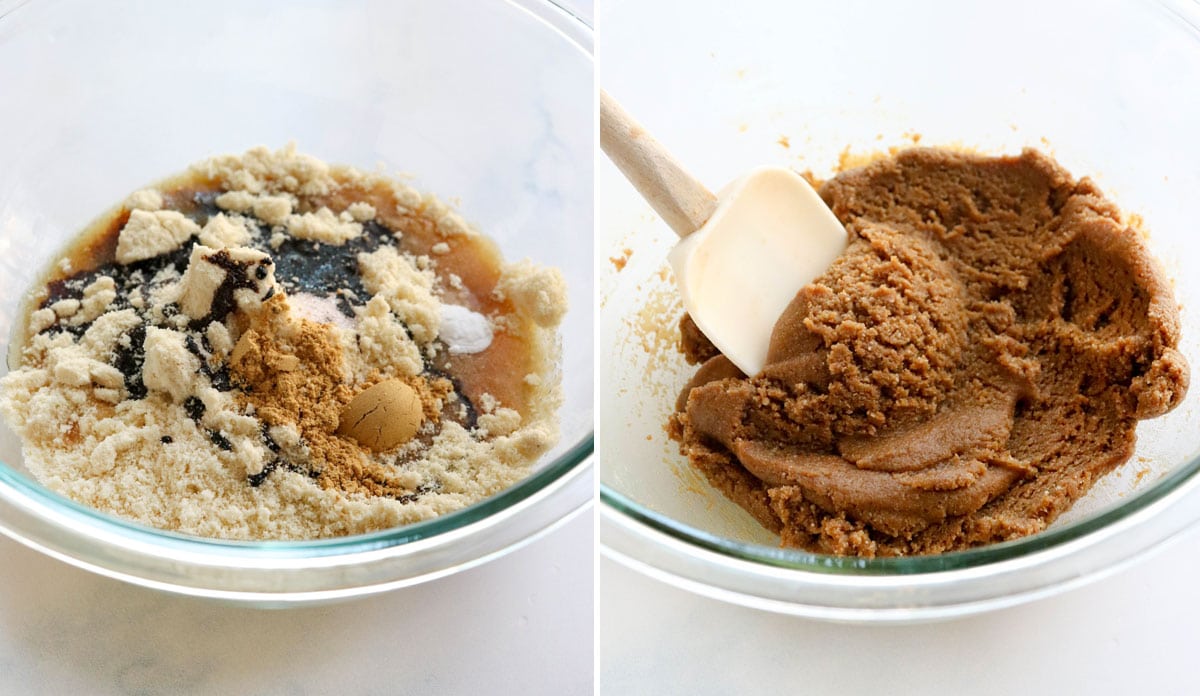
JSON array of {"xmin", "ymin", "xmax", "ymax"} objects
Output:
[
  {"xmin": 0, "ymin": 456, "xmax": 592, "ymax": 603},
  {"xmin": 600, "ymin": 465, "xmax": 1200, "ymax": 622}
]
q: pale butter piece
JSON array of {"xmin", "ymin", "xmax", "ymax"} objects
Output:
[
  {"xmin": 199, "ymin": 213, "xmax": 252, "ymax": 249},
  {"xmin": 115, "ymin": 210, "xmax": 200, "ymax": 265},
  {"xmin": 142, "ymin": 327, "xmax": 200, "ymax": 402},
  {"xmin": 174, "ymin": 245, "xmax": 276, "ymax": 322}
]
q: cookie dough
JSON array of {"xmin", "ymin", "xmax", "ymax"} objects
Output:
[
  {"xmin": 670, "ymin": 148, "xmax": 1188, "ymax": 557},
  {"xmin": 0, "ymin": 145, "xmax": 567, "ymax": 540}
]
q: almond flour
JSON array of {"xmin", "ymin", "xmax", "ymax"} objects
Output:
[{"xmin": 0, "ymin": 145, "xmax": 566, "ymax": 540}]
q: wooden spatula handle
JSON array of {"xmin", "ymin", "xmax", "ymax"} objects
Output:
[{"xmin": 599, "ymin": 90, "xmax": 717, "ymax": 238}]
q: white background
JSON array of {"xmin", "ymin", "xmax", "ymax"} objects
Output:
[
  {"xmin": 599, "ymin": 525, "xmax": 1200, "ymax": 694},
  {"xmin": 0, "ymin": 511, "xmax": 593, "ymax": 695}
]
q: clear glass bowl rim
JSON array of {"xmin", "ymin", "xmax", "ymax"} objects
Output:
[
  {"xmin": 602, "ymin": 446, "xmax": 1200, "ymax": 576},
  {"xmin": 0, "ymin": 0, "xmax": 595, "ymax": 562}
]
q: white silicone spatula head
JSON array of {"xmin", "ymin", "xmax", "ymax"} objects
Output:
[{"xmin": 600, "ymin": 91, "xmax": 849, "ymax": 376}]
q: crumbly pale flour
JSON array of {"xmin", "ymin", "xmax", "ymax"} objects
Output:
[{"xmin": 0, "ymin": 145, "xmax": 566, "ymax": 540}]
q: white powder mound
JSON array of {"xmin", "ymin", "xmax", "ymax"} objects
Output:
[
  {"xmin": 289, "ymin": 292, "xmax": 354, "ymax": 329},
  {"xmin": 439, "ymin": 304, "xmax": 493, "ymax": 354}
]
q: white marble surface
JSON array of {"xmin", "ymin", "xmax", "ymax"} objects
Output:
[
  {"xmin": 0, "ymin": 511, "xmax": 593, "ymax": 695},
  {"xmin": 599, "ymin": 522, "xmax": 1200, "ymax": 695}
]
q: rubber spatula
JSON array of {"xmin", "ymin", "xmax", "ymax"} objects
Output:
[{"xmin": 600, "ymin": 90, "xmax": 849, "ymax": 376}]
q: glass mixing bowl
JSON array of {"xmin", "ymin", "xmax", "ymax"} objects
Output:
[
  {"xmin": 0, "ymin": 0, "xmax": 593, "ymax": 605},
  {"xmin": 598, "ymin": 0, "xmax": 1200, "ymax": 622}
]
